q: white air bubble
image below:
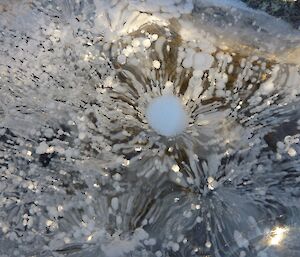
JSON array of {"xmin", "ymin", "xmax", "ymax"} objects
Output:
[
  {"xmin": 152, "ymin": 60, "xmax": 161, "ymax": 69},
  {"xmin": 117, "ymin": 54, "xmax": 126, "ymax": 65},
  {"xmin": 146, "ymin": 95, "xmax": 188, "ymax": 137}
]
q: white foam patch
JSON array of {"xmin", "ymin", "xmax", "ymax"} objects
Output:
[{"xmin": 146, "ymin": 95, "xmax": 188, "ymax": 136}]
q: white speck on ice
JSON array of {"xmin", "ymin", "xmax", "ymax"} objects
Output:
[
  {"xmin": 182, "ymin": 49, "xmax": 195, "ymax": 69},
  {"xmin": 117, "ymin": 54, "xmax": 126, "ymax": 65},
  {"xmin": 151, "ymin": 34, "xmax": 158, "ymax": 41},
  {"xmin": 171, "ymin": 242, "xmax": 180, "ymax": 251},
  {"xmin": 288, "ymin": 147, "xmax": 297, "ymax": 157},
  {"xmin": 111, "ymin": 197, "xmax": 119, "ymax": 211},
  {"xmin": 132, "ymin": 38, "xmax": 140, "ymax": 48},
  {"xmin": 155, "ymin": 251, "xmax": 163, "ymax": 257},
  {"xmin": 234, "ymin": 230, "xmax": 249, "ymax": 248},
  {"xmin": 193, "ymin": 52, "xmax": 214, "ymax": 71},
  {"xmin": 36, "ymin": 141, "xmax": 49, "ymax": 154},
  {"xmin": 172, "ymin": 164, "xmax": 180, "ymax": 172},
  {"xmin": 152, "ymin": 60, "xmax": 161, "ymax": 69},
  {"xmin": 142, "ymin": 39, "xmax": 151, "ymax": 48},
  {"xmin": 260, "ymin": 65, "xmax": 280, "ymax": 95},
  {"xmin": 78, "ymin": 132, "xmax": 85, "ymax": 140},
  {"xmin": 205, "ymin": 241, "xmax": 212, "ymax": 248}
]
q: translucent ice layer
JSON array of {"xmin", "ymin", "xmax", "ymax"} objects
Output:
[{"xmin": 0, "ymin": 0, "xmax": 300, "ymax": 257}]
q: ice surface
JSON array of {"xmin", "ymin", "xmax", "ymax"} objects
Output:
[
  {"xmin": 0, "ymin": 0, "xmax": 300, "ymax": 257},
  {"xmin": 146, "ymin": 95, "xmax": 188, "ymax": 136}
]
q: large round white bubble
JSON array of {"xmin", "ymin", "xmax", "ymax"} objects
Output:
[{"xmin": 146, "ymin": 95, "xmax": 188, "ymax": 137}]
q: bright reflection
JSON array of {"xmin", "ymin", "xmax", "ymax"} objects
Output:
[{"xmin": 268, "ymin": 226, "xmax": 289, "ymax": 246}]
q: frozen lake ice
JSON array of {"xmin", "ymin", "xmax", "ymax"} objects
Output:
[{"xmin": 0, "ymin": 0, "xmax": 300, "ymax": 257}]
